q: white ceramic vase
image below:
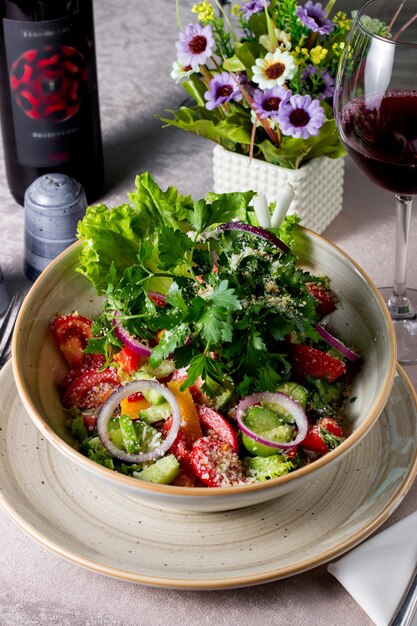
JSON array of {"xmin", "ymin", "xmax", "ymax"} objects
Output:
[{"xmin": 212, "ymin": 144, "xmax": 345, "ymax": 234}]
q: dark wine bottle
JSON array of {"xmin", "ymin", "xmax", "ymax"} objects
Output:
[{"xmin": 0, "ymin": 0, "xmax": 104, "ymax": 205}]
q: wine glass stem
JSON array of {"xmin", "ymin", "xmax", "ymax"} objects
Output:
[{"xmin": 387, "ymin": 195, "xmax": 415, "ymax": 319}]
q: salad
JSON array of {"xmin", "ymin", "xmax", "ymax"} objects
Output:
[{"xmin": 51, "ymin": 173, "xmax": 361, "ymax": 488}]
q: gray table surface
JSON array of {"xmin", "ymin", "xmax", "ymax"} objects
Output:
[{"xmin": 1, "ymin": 1, "xmax": 417, "ymax": 624}]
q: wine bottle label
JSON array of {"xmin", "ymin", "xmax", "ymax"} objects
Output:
[{"xmin": 3, "ymin": 13, "xmax": 92, "ymax": 168}]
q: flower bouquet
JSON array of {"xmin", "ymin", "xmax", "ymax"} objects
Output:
[{"xmin": 164, "ymin": 0, "xmax": 352, "ymax": 169}]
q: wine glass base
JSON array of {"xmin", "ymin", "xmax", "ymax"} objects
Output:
[{"xmin": 379, "ymin": 287, "xmax": 417, "ymax": 365}]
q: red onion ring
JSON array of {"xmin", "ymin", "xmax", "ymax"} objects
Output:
[
  {"xmin": 112, "ymin": 311, "xmax": 151, "ymax": 357},
  {"xmin": 236, "ymin": 392, "xmax": 308, "ymax": 450},
  {"xmin": 97, "ymin": 380, "xmax": 181, "ymax": 463},
  {"xmin": 316, "ymin": 323, "xmax": 361, "ymax": 362},
  {"xmin": 217, "ymin": 222, "xmax": 289, "ymax": 254}
]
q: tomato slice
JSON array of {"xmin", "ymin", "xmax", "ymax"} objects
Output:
[
  {"xmin": 190, "ymin": 437, "xmax": 245, "ymax": 487},
  {"xmin": 62, "ymin": 368, "xmax": 121, "ymax": 409},
  {"xmin": 51, "ymin": 314, "xmax": 94, "ymax": 368},
  {"xmin": 196, "ymin": 405, "xmax": 238, "ymax": 453},
  {"xmin": 82, "ymin": 412, "xmax": 98, "ymax": 433},
  {"xmin": 306, "ymin": 283, "xmax": 337, "ymax": 317},
  {"xmin": 113, "ymin": 345, "xmax": 143, "ymax": 375},
  {"xmin": 148, "ymin": 292, "xmax": 167, "ymax": 307},
  {"xmin": 301, "ymin": 417, "xmax": 345, "ymax": 453},
  {"xmin": 59, "ymin": 354, "xmax": 106, "ymax": 392},
  {"xmin": 289, "ymin": 344, "xmax": 346, "ymax": 382},
  {"xmin": 170, "ymin": 470, "xmax": 196, "ymax": 487},
  {"xmin": 162, "ymin": 416, "xmax": 195, "ymax": 477}
]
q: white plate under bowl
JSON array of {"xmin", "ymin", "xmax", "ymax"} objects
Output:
[{"xmin": 1, "ymin": 361, "xmax": 416, "ymax": 589}]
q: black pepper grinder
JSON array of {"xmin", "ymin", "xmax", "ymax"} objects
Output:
[{"xmin": 24, "ymin": 173, "xmax": 87, "ymax": 281}]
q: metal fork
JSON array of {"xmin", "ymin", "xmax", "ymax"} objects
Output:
[{"xmin": 0, "ymin": 291, "xmax": 24, "ymax": 369}]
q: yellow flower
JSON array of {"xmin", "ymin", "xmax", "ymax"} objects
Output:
[
  {"xmin": 332, "ymin": 41, "xmax": 346, "ymax": 58},
  {"xmin": 294, "ymin": 46, "xmax": 309, "ymax": 58},
  {"xmin": 333, "ymin": 11, "xmax": 350, "ymax": 31},
  {"xmin": 192, "ymin": 1, "xmax": 215, "ymax": 22},
  {"xmin": 310, "ymin": 45, "xmax": 328, "ymax": 65},
  {"xmin": 231, "ymin": 4, "xmax": 241, "ymax": 16}
]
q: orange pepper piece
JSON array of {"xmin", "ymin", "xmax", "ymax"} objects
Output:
[
  {"xmin": 167, "ymin": 379, "xmax": 202, "ymax": 446},
  {"xmin": 156, "ymin": 329, "xmax": 165, "ymax": 343},
  {"xmin": 120, "ymin": 396, "xmax": 150, "ymax": 420}
]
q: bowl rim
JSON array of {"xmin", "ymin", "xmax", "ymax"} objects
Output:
[{"xmin": 12, "ymin": 226, "xmax": 397, "ymax": 499}]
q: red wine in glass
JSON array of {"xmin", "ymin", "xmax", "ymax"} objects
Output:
[{"xmin": 342, "ymin": 91, "xmax": 417, "ymax": 196}]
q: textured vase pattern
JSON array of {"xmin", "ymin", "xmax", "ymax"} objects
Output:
[{"xmin": 212, "ymin": 145, "xmax": 345, "ymax": 234}]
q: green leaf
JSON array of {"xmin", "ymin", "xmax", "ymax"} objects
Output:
[
  {"xmin": 250, "ymin": 328, "xmax": 266, "ymax": 352},
  {"xmin": 128, "ymin": 172, "xmax": 193, "ymax": 231},
  {"xmin": 188, "ymin": 191, "xmax": 255, "ymax": 233},
  {"xmin": 160, "ymin": 106, "xmax": 252, "ymax": 149},
  {"xmin": 182, "ymin": 74, "xmax": 207, "ymax": 106},
  {"xmin": 84, "ymin": 336, "xmax": 109, "ymax": 356},
  {"xmin": 222, "ymin": 55, "xmax": 246, "ymax": 72},
  {"xmin": 224, "ymin": 41, "xmax": 262, "ymax": 78},
  {"xmin": 76, "ymin": 173, "xmax": 194, "ymax": 294},
  {"xmin": 207, "ymin": 191, "xmax": 256, "ymax": 225},
  {"xmin": 158, "ymin": 225, "xmax": 193, "ymax": 270},
  {"xmin": 186, "ymin": 353, "xmax": 207, "ymax": 388},
  {"xmin": 206, "ymin": 280, "xmax": 241, "ymax": 311},
  {"xmin": 198, "ymin": 306, "xmax": 234, "ymax": 345},
  {"xmin": 188, "ymin": 199, "xmax": 211, "ymax": 234},
  {"xmin": 76, "ymin": 202, "xmax": 144, "ymax": 294},
  {"xmin": 166, "ymin": 282, "xmax": 188, "ymax": 313},
  {"xmin": 149, "ymin": 324, "xmax": 189, "ymax": 368}
]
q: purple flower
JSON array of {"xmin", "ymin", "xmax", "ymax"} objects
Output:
[
  {"xmin": 204, "ymin": 72, "xmax": 243, "ymax": 110},
  {"xmin": 253, "ymin": 86, "xmax": 292, "ymax": 121},
  {"xmin": 278, "ymin": 94, "xmax": 325, "ymax": 139},
  {"xmin": 176, "ymin": 23, "xmax": 215, "ymax": 69},
  {"xmin": 301, "ymin": 65, "xmax": 334, "ymax": 100},
  {"xmin": 296, "ymin": 2, "xmax": 335, "ymax": 35},
  {"xmin": 241, "ymin": 0, "xmax": 270, "ymax": 18}
]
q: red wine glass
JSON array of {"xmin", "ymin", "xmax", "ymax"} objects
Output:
[{"xmin": 334, "ymin": 0, "xmax": 417, "ymax": 364}]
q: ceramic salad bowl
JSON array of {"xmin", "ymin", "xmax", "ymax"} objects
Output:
[{"xmin": 11, "ymin": 222, "xmax": 396, "ymax": 513}]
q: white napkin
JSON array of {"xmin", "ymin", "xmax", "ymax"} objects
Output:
[{"xmin": 328, "ymin": 510, "xmax": 417, "ymax": 626}]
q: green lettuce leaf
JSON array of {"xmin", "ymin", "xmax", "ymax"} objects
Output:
[
  {"xmin": 76, "ymin": 173, "xmax": 257, "ymax": 295},
  {"xmin": 76, "ymin": 173, "xmax": 194, "ymax": 294}
]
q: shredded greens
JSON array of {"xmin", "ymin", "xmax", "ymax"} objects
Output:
[{"xmin": 77, "ymin": 173, "xmax": 326, "ymax": 400}]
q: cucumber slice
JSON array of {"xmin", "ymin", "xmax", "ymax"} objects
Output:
[
  {"xmin": 140, "ymin": 359, "xmax": 176, "ymax": 379},
  {"xmin": 119, "ymin": 414, "xmax": 139, "ymax": 454},
  {"xmin": 260, "ymin": 382, "xmax": 308, "ymax": 421},
  {"xmin": 276, "ymin": 382, "xmax": 308, "ymax": 409},
  {"xmin": 241, "ymin": 424, "xmax": 294, "ymax": 457},
  {"xmin": 133, "ymin": 454, "xmax": 180, "ymax": 484},
  {"xmin": 139, "ymin": 402, "xmax": 171, "ymax": 424},
  {"xmin": 244, "ymin": 405, "xmax": 284, "ymax": 431},
  {"xmin": 109, "ymin": 428, "xmax": 124, "ymax": 450},
  {"xmin": 133, "ymin": 371, "xmax": 166, "ymax": 405}
]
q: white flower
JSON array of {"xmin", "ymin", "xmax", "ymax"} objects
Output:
[
  {"xmin": 259, "ymin": 29, "xmax": 291, "ymax": 53},
  {"xmin": 170, "ymin": 60, "xmax": 197, "ymax": 84},
  {"xmin": 252, "ymin": 50, "xmax": 297, "ymax": 89}
]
